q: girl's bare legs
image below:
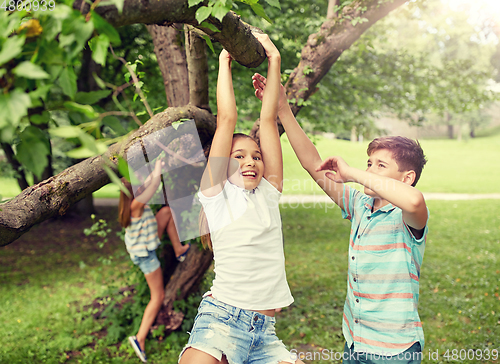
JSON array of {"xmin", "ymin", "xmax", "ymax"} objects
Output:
[
  {"xmin": 179, "ymin": 348, "xmax": 229, "ymax": 364},
  {"xmin": 155, "ymin": 206, "xmax": 190, "ymax": 258},
  {"xmin": 135, "ymin": 267, "xmax": 164, "ymax": 352}
]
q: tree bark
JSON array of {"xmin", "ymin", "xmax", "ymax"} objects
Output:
[
  {"xmin": 185, "ymin": 25, "xmax": 210, "ymax": 111},
  {"xmin": 326, "ymin": 0, "xmax": 340, "ymax": 20},
  {"xmin": 0, "ymin": 105, "xmax": 216, "ymax": 247},
  {"xmin": 146, "ymin": 23, "xmax": 190, "ymax": 107}
]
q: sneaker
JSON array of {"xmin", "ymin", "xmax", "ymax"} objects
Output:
[{"xmin": 128, "ymin": 336, "xmax": 147, "ymax": 362}]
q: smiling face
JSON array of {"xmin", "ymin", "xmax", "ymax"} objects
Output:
[
  {"xmin": 227, "ymin": 137, "xmax": 264, "ymax": 190},
  {"xmin": 364, "ymin": 148, "xmax": 407, "ymax": 197}
]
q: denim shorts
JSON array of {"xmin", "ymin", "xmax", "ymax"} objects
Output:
[
  {"xmin": 130, "ymin": 249, "xmax": 160, "ymax": 275},
  {"xmin": 179, "ymin": 296, "xmax": 295, "ymax": 364}
]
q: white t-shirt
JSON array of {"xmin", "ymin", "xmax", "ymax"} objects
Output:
[{"xmin": 198, "ymin": 178, "xmax": 294, "ymax": 310}]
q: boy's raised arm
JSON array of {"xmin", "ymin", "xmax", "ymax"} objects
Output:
[
  {"xmin": 200, "ymin": 50, "xmax": 237, "ymax": 196},
  {"xmin": 254, "ymin": 33, "xmax": 283, "ymax": 192},
  {"xmin": 317, "ymin": 156, "xmax": 428, "ymax": 229},
  {"xmin": 252, "ymin": 74, "xmax": 344, "ymax": 208}
]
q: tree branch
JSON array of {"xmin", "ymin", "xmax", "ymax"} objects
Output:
[
  {"xmin": 73, "ymin": 0, "xmax": 266, "ymax": 68},
  {"xmin": 0, "ymin": 105, "xmax": 216, "ymax": 247},
  {"xmin": 286, "ymin": 0, "xmax": 408, "ymax": 116}
]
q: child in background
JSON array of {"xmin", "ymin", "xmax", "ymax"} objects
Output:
[
  {"xmin": 178, "ymin": 34, "xmax": 303, "ymax": 364},
  {"xmin": 253, "ymin": 74, "xmax": 428, "ymax": 364},
  {"xmin": 118, "ymin": 159, "xmax": 190, "ymax": 363}
]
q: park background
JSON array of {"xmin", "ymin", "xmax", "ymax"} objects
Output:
[{"xmin": 1, "ymin": 0, "xmax": 500, "ymax": 363}]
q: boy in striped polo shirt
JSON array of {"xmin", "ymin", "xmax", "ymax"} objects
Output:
[
  {"xmin": 316, "ymin": 137, "xmax": 428, "ymax": 363},
  {"xmin": 252, "ymin": 74, "xmax": 428, "ymax": 363}
]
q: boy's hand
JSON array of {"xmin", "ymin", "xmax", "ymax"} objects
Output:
[
  {"xmin": 252, "ymin": 73, "xmax": 287, "ymax": 112},
  {"xmin": 316, "ymin": 156, "xmax": 352, "ymax": 183},
  {"xmin": 253, "ymin": 32, "xmax": 280, "ymax": 61}
]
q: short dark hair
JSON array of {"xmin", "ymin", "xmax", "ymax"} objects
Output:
[{"xmin": 367, "ymin": 136, "xmax": 427, "ymax": 186}]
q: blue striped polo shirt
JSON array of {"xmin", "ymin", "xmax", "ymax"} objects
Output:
[
  {"xmin": 125, "ymin": 206, "xmax": 160, "ymax": 257},
  {"xmin": 341, "ymin": 185, "xmax": 428, "ymax": 356}
]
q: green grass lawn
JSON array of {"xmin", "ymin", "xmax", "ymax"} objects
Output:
[
  {"xmin": 2, "ymin": 133, "xmax": 500, "ymax": 199},
  {"xmin": 1, "ymin": 200, "xmax": 498, "ymax": 363}
]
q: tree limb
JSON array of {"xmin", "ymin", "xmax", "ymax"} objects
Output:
[
  {"xmin": 73, "ymin": 0, "xmax": 266, "ymax": 68},
  {"xmin": 0, "ymin": 105, "xmax": 216, "ymax": 247},
  {"xmin": 285, "ymin": 0, "xmax": 408, "ymax": 116}
]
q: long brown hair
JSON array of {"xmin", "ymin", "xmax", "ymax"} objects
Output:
[
  {"xmin": 199, "ymin": 207, "xmax": 212, "ymax": 250},
  {"xmin": 118, "ymin": 178, "xmax": 135, "ymax": 228},
  {"xmin": 198, "ymin": 133, "xmax": 256, "ymax": 250}
]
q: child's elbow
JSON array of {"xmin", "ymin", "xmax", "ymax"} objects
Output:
[{"xmin": 407, "ymin": 190, "xmax": 426, "ymax": 214}]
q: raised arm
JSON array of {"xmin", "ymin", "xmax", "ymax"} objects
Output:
[
  {"xmin": 316, "ymin": 156, "xmax": 428, "ymax": 229},
  {"xmin": 131, "ymin": 158, "xmax": 164, "ymax": 216},
  {"xmin": 252, "ymin": 74, "xmax": 344, "ymax": 208},
  {"xmin": 200, "ymin": 50, "xmax": 237, "ymax": 197},
  {"xmin": 253, "ymin": 33, "xmax": 283, "ymax": 191}
]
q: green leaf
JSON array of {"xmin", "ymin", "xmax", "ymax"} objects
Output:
[
  {"xmin": 0, "ymin": 35, "xmax": 25, "ymax": 66},
  {"xmin": 0, "ymin": 14, "xmax": 22, "ymax": 38},
  {"xmin": 0, "ymin": 89, "xmax": 32, "ymax": 129},
  {"xmin": 102, "ymin": 115, "xmax": 127, "ymax": 134},
  {"xmin": 48, "ymin": 125, "xmax": 82, "ymax": 138},
  {"xmin": 212, "ymin": 1, "xmax": 231, "ymax": 22},
  {"xmin": 202, "ymin": 35, "xmax": 215, "ymax": 54},
  {"xmin": 250, "ymin": 3, "xmax": 272, "ymax": 23},
  {"xmin": 75, "ymin": 90, "xmax": 111, "ymax": 105},
  {"xmin": 89, "ymin": 34, "xmax": 110, "ymax": 66},
  {"xmin": 40, "ymin": 15, "xmax": 62, "ymax": 42},
  {"xmin": 196, "ymin": 6, "xmax": 213, "ymax": 24},
  {"xmin": 29, "ymin": 84, "xmax": 52, "ymax": 103},
  {"xmin": 105, "ymin": 0, "xmax": 125, "ymax": 14},
  {"xmin": 30, "ymin": 111, "xmax": 51, "ymax": 125},
  {"xmin": 188, "ymin": 0, "xmax": 204, "ymax": 7},
  {"xmin": 103, "ymin": 163, "xmax": 131, "ymax": 197},
  {"xmin": 91, "ymin": 12, "xmax": 121, "ymax": 46},
  {"xmin": 16, "ymin": 126, "xmax": 50, "ymax": 179},
  {"xmin": 264, "ymin": 0, "xmax": 280, "ymax": 9},
  {"xmin": 12, "ymin": 62, "xmax": 50, "ymax": 79},
  {"xmin": 92, "ymin": 72, "xmax": 107, "ymax": 89},
  {"xmin": 200, "ymin": 21, "xmax": 220, "ymax": 33},
  {"xmin": 0, "ymin": 69, "xmax": 5, "ymax": 78},
  {"xmin": 66, "ymin": 147, "xmax": 96, "ymax": 159},
  {"xmin": 63, "ymin": 101, "xmax": 98, "ymax": 119},
  {"xmin": 58, "ymin": 67, "xmax": 77, "ymax": 99}
]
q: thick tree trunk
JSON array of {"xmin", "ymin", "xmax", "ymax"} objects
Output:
[{"xmin": 147, "ymin": 24, "xmax": 190, "ymax": 107}]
